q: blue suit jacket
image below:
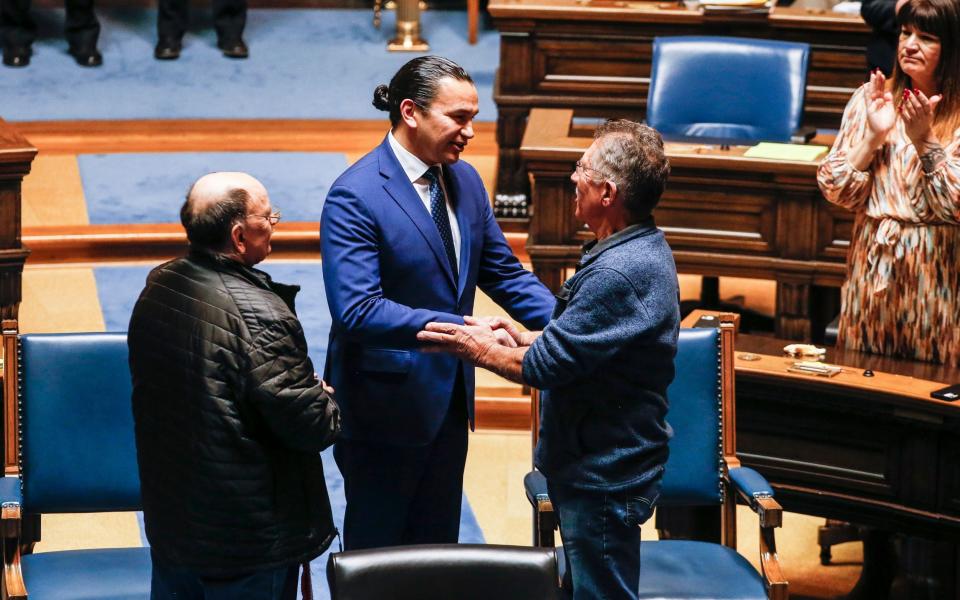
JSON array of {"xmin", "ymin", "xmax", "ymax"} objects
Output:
[{"xmin": 321, "ymin": 137, "xmax": 555, "ymax": 446}]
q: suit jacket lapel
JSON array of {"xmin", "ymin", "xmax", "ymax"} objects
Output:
[
  {"xmin": 378, "ymin": 139, "xmax": 458, "ymax": 290},
  {"xmin": 447, "ymin": 165, "xmax": 473, "ymax": 301}
]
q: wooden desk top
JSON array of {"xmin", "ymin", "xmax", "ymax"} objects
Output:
[
  {"xmin": 682, "ymin": 311, "xmax": 960, "ymax": 415},
  {"xmin": 0, "ymin": 118, "xmax": 37, "ymax": 164},
  {"xmin": 520, "ymin": 108, "xmax": 831, "ymax": 175},
  {"xmin": 489, "ymin": 0, "xmax": 869, "ymax": 30}
]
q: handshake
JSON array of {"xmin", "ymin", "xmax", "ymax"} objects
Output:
[{"xmin": 416, "ymin": 316, "xmax": 539, "ymax": 383}]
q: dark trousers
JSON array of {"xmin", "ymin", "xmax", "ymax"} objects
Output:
[
  {"xmin": 334, "ymin": 381, "xmax": 469, "ymax": 550},
  {"xmin": 150, "ymin": 556, "xmax": 299, "ymax": 600},
  {"xmin": 548, "ymin": 476, "xmax": 661, "ymax": 600},
  {"xmin": 0, "ymin": 0, "xmax": 99, "ymax": 49},
  {"xmin": 156, "ymin": 0, "xmax": 246, "ymax": 43}
]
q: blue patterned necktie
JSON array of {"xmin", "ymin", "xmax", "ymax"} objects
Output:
[{"xmin": 423, "ymin": 166, "xmax": 458, "ymax": 279}]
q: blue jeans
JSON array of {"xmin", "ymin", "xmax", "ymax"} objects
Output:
[
  {"xmin": 150, "ymin": 555, "xmax": 299, "ymax": 600},
  {"xmin": 548, "ymin": 477, "xmax": 661, "ymax": 600}
]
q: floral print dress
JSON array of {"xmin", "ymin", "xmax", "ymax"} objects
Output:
[{"xmin": 818, "ymin": 83, "xmax": 960, "ymax": 366}]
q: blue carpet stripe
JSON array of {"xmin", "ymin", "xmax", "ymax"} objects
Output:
[
  {"xmin": 1, "ymin": 9, "xmax": 499, "ymax": 122},
  {"xmin": 78, "ymin": 152, "xmax": 346, "ymax": 224},
  {"xmin": 95, "ymin": 262, "xmax": 484, "ymax": 599}
]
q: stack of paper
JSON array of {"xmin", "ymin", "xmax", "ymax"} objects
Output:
[{"xmin": 743, "ymin": 142, "xmax": 829, "ymax": 162}]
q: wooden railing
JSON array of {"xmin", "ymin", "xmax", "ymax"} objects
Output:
[{"xmin": 0, "ymin": 118, "xmax": 37, "ymax": 473}]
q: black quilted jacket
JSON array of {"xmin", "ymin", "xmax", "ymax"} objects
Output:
[{"xmin": 129, "ymin": 249, "xmax": 340, "ymax": 577}]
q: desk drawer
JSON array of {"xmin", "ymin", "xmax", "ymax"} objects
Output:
[{"xmin": 656, "ymin": 178, "xmax": 777, "ymax": 256}]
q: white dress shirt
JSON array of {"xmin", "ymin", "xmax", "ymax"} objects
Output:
[{"xmin": 388, "ymin": 132, "xmax": 462, "ymax": 268}]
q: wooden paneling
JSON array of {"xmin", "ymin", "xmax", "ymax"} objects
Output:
[
  {"xmin": 490, "ymin": 0, "xmax": 869, "ymax": 199},
  {"xmin": 520, "ymin": 108, "xmax": 845, "ymax": 338},
  {"xmin": 13, "ymin": 119, "xmax": 498, "ymax": 155},
  {"xmin": 20, "ymin": 223, "xmax": 530, "ymax": 265},
  {"xmin": 0, "ymin": 119, "xmax": 35, "ymax": 323}
]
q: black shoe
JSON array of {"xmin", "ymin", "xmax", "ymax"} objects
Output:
[
  {"xmin": 154, "ymin": 37, "xmax": 181, "ymax": 60},
  {"xmin": 69, "ymin": 46, "xmax": 103, "ymax": 67},
  {"xmin": 218, "ymin": 38, "xmax": 248, "ymax": 59},
  {"xmin": 2, "ymin": 45, "xmax": 31, "ymax": 67}
]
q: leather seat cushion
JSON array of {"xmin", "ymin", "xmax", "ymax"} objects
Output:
[
  {"xmin": 559, "ymin": 540, "xmax": 768, "ymax": 599},
  {"xmin": 22, "ymin": 547, "xmax": 151, "ymax": 600}
]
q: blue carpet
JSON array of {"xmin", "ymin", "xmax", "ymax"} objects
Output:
[
  {"xmin": 78, "ymin": 152, "xmax": 346, "ymax": 223},
  {"xmin": 1, "ymin": 9, "xmax": 499, "ymax": 122},
  {"xmin": 96, "ymin": 262, "xmax": 485, "ymax": 599}
]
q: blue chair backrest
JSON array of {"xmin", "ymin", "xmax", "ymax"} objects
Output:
[
  {"xmin": 659, "ymin": 327, "xmax": 722, "ymax": 506},
  {"xmin": 647, "ymin": 36, "xmax": 810, "ymax": 143},
  {"xmin": 19, "ymin": 332, "xmax": 141, "ymax": 513}
]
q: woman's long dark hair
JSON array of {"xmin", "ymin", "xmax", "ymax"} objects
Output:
[
  {"xmin": 372, "ymin": 56, "xmax": 473, "ymax": 127},
  {"xmin": 892, "ymin": 0, "xmax": 960, "ymax": 138}
]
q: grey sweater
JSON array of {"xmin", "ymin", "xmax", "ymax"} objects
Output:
[{"xmin": 522, "ymin": 219, "xmax": 680, "ymax": 491}]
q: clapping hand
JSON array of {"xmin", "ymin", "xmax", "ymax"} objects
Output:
[
  {"xmin": 864, "ymin": 69, "xmax": 897, "ymax": 140},
  {"xmin": 900, "ymin": 87, "xmax": 942, "ymax": 147}
]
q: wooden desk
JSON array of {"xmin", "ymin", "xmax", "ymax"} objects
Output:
[
  {"xmin": 521, "ymin": 107, "xmax": 850, "ymax": 339},
  {"xmin": 732, "ymin": 334, "xmax": 960, "ymax": 597},
  {"xmin": 489, "ymin": 0, "xmax": 870, "ymax": 200},
  {"xmin": 678, "ymin": 311, "xmax": 960, "ymax": 597}
]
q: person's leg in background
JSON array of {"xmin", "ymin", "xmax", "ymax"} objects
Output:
[
  {"xmin": 1, "ymin": 0, "xmax": 35, "ymax": 66},
  {"xmin": 154, "ymin": 0, "xmax": 187, "ymax": 59},
  {"xmin": 211, "ymin": 0, "xmax": 247, "ymax": 58},
  {"xmin": 64, "ymin": 0, "xmax": 101, "ymax": 66}
]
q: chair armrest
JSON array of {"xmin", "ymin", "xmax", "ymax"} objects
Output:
[
  {"xmin": 0, "ymin": 477, "xmax": 22, "ymax": 507},
  {"xmin": 1, "ymin": 477, "xmax": 26, "ymax": 600},
  {"xmin": 727, "ymin": 466, "xmax": 781, "ymax": 528},
  {"xmin": 727, "ymin": 468, "xmax": 788, "ymax": 599},
  {"xmin": 727, "ymin": 466, "xmax": 772, "ymax": 498},
  {"xmin": 524, "ymin": 471, "xmax": 550, "ymax": 510},
  {"xmin": 790, "ymin": 126, "xmax": 817, "ymax": 144},
  {"xmin": 523, "ymin": 471, "xmax": 557, "ymax": 548}
]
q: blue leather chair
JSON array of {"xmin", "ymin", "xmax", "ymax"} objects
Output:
[
  {"xmin": 646, "ymin": 36, "xmax": 810, "ymax": 143},
  {"xmin": 1, "ymin": 332, "xmax": 150, "ymax": 600},
  {"xmin": 524, "ymin": 317, "xmax": 788, "ymax": 599}
]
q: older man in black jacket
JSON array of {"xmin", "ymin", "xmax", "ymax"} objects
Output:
[{"xmin": 128, "ymin": 171, "xmax": 340, "ymax": 600}]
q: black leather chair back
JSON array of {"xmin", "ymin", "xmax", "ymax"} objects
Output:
[{"xmin": 327, "ymin": 543, "xmax": 560, "ymax": 599}]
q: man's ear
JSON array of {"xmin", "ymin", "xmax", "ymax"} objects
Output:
[
  {"xmin": 602, "ymin": 180, "xmax": 618, "ymax": 207},
  {"xmin": 399, "ymin": 98, "xmax": 420, "ymax": 130},
  {"xmin": 230, "ymin": 222, "xmax": 245, "ymax": 255}
]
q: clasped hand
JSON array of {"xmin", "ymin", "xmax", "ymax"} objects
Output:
[{"xmin": 416, "ymin": 316, "xmax": 523, "ymax": 364}]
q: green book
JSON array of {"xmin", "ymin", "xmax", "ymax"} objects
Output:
[{"xmin": 743, "ymin": 142, "xmax": 829, "ymax": 162}]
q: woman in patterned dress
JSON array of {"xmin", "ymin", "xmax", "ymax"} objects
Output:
[{"xmin": 818, "ymin": 0, "xmax": 960, "ymax": 365}]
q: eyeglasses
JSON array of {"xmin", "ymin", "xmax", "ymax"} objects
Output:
[
  {"xmin": 246, "ymin": 210, "xmax": 282, "ymax": 226},
  {"xmin": 575, "ymin": 160, "xmax": 609, "ymax": 182}
]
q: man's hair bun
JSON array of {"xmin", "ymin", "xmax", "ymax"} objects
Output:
[{"xmin": 372, "ymin": 85, "xmax": 391, "ymax": 111}]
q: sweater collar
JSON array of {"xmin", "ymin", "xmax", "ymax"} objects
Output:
[{"xmin": 578, "ymin": 217, "xmax": 658, "ymax": 269}]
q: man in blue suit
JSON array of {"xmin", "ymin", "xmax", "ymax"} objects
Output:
[{"xmin": 321, "ymin": 56, "xmax": 555, "ymax": 550}]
